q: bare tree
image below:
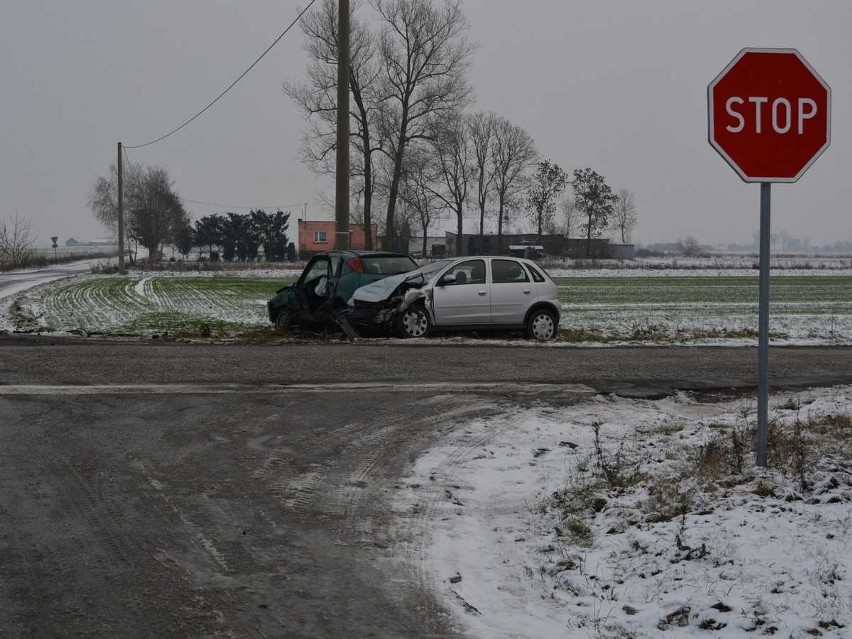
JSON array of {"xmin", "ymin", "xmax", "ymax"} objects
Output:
[
  {"xmin": 285, "ymin": 0, "xmax": 384, "ymax": 248},
  {"xmin": 560, "ymin": 196, "xmax": 577, "ymax": 238},
  {"xmin": 374, "ymin": 0, "xmax": 475, "ymax": 250},
  {"xmin": 612, "ymin": 187, "xmax": 638, "ymax": 244},
  {"xmin": 88, "ymin": 164, "xmax": 121, "ymax": 239},
  {"xmin": 427, "ymin": 115, "xmax": 472, "ymax": 257},
  {"xmin": 527, "ymin": 160, "xmax": 567, "ymax": 237},
  {"xmin": 468, "ymin": 111, "xmax": 497, "ymax": 253},
  {"xmin": 491, "ymin": 117, "xmax": 537, "ymax": 253},
  {"xmin": 0, "ymin": 213, "xmax": 37, "ymax": 267},
  {"xmin": 125, "ymin": 165, "xmax": 188, "ymax": 262},
  {"xmin": 571, "ymin": 167, "xmax": 617, "ymax": 258},
  {"xmin": 399, "ymin": 146, "xmax": 442, "ymax": 257},
  {"xmin": 679, "ymin": 236, "xmax": 703, "ymax": 257},
  {"xmin": 88, "ymin": 164, "xmax": 133, "ymax": 263}
]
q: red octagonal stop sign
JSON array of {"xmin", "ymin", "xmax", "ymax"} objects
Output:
[{"xmin": 708, "ymin": 48, "xmax": 831, "ymax": 183}]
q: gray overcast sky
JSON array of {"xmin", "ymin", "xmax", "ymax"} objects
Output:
[{"xmin": 2, "ymin": 0, "xmax": 850, "ymax": 247}]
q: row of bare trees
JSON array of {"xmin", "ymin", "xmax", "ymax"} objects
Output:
[
  {"xmin": 526, "ymin": 163, "xmax": 638, "ymax": 257},
  {"xmin": 287, "ymin": 0, "xmax": 478, "ymax": 254},
  {"xmin": 289, "ymin": 0, "xmax": 637, "ymax": 256},
  {"xmin": 394, "ymin": 112, "xmax": 538, "ymax": 256}
]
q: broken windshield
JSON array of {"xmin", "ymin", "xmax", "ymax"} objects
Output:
[{"xmin": 360, "ymin": 255, "xmax": 418, "ymax": 275}]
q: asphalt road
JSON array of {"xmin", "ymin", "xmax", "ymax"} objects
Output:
[
  {"xmin": 0, "ymin": 259, "xmax": 106, "ymax": 302},
  {"xmin": 1, "ymin": 337, "xmax": 851, "ymax": 637},
  {"xmin": 2, "ymin": 336, "xmax": 852, "ymax": 395}
]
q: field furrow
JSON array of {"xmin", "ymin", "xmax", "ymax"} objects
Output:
[{"xmin": 6, "ymin": 272, "xmax": 852, "ymax": 344}]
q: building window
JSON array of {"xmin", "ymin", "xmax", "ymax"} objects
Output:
[{"xmin": 314, "ymin": 231, "xmax": 328, "ymax": 244}]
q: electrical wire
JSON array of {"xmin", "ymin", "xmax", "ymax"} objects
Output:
[
  {"xmin": 183, "ymin": 198, "xmax": 309, "ymax": 211},
  {"xmin": 125, "ymin": 141, "xmax": 309, "ymax": 214},
  {"xmin": 125, "ymin": 0, "xmax": 318, "ymax": 149}
]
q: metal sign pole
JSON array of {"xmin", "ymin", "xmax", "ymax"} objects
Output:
[
  {"xmin": 708, "ymin": 48, "xmax": 830, "ymax": 468},
  {"xmin": 756, "ymin": 182, "xmax": 771, "ymax": 467}
]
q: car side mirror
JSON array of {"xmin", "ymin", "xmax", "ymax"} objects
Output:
[{"xmin": 439, "ymin": 273, "xmax": 457, "ymax": 286}]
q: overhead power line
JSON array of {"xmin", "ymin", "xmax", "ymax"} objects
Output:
[
  {"xmin": 125, "ymin": 0, "xmax": 318, "ymax": 150},
  {"xmin": 183, "ymin": 198, "xmax": 309, "ymax": 211},
  {"xmin": 125, "ymin": 137, "xmax": 310, "ymax": 214}
]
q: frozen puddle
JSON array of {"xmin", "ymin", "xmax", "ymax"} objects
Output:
[{"xmin": 394, "ymin": 387, "xmax": 852, "ymax": 638}]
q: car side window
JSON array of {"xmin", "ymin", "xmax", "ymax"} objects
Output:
[
  {"xmin": 524, "ymin": 263, "xmax": 546, "ymax": 283},
  {"xmin": 302, "ymin": 258, "xmax": 329, "ymax": 284},
  {"xmin": 442, "ymin": 259, "xmax": 487, "ymax": 286},
  {"xmin": 492, "ymin": 259, "xmax": 529, "ymax": 284}
]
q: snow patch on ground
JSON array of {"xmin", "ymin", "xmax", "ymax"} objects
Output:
[
  {"xmin": 133, "ymin": 276, "xmax": 150, "ymax": 299},
  {"xmin": 393, "ymin": 387, "xmax": 852, "ymax": 638}
]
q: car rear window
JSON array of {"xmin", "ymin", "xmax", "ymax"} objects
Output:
[
  {"xmin": 360, "ymin": 256, "xmax": 417, "ymax": 275},
  {"xmin": 524, "ymin": 263, "xmax": 546, "ymax": 283}
]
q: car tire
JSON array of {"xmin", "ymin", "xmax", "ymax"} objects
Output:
[
  {"xmin": 274, "ymin": 309, "xmax": 292, "ymax": 332},
  {"xmin": 396, "ymin": 304, "xmax": 431, "ymax": 339},
  {"xmin": 526, "ymin": 308, "xmax": 558, "ymax": 341}
]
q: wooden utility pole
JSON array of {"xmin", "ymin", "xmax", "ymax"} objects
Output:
[
  {"xmin": 117, "ymin": 142, "xmax": 125, "ymax": 274},
  {"xmin": 335, "ymin": 0, "xmax": 350, "ymax": 249}
]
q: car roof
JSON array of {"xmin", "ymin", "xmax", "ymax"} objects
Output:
[
  {"xmin": 315, "ymin": 250, "xmax": 411, "ymax": 258},
  {"xmin": 446, "ymin": 255, "xmax": 537, "ymax": 262}
]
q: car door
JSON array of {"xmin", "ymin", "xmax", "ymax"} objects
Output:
[
  {"xmin": 489, "ymin": 258, "xmax": 534, "ymax": 325},
  {"xmin": 431, "ymin": 259, "xmax": 490, "ymax": 325},
  {"xmin": 298, "ymin": 256, "xmax": 332, "ymax": 314}
]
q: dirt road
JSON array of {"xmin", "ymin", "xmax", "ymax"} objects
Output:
[
  {"xmin": 2, "ymin": 336, "xmax": 851, "ymax": 393},
  {"xmin": 0, "ymin": 259, "xmax": 107, "ymax": 302},
  {"xmin": 1, "ymin": 385, "xmax": 563, "ymax": 637},
  {"xmin": 1, "ymin": 338, "xmax": 851, "ymax": 636}
]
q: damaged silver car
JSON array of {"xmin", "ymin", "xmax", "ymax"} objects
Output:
[{"xmin": 346, "ymin": 256, "xmax": 561, "ymax": 341}]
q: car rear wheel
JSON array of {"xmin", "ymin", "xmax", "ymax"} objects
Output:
[
  {"xmin": 396, "ymin": 304, "xmax": 430, "ymax": 339},
  {"xmin": 526, "ymin": 308, "xmax": 557, "ymax": 341},
  {"xmin": 274, "ymin": 309, "xmax": 292, "ymax": 332}
]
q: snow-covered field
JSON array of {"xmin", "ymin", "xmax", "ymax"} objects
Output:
[
  {"xmin": 2, "ymin": 266, "xmax": 852, "ymax": 344},
  {"xmin": 394, "ymin": 386, "xmax": 852, "ymax": 638},
  {"xmin": 558, "ymin": 305, "xmax": 852, "ymax": 347},
  {"xmin": 544, "ymin": 256, "xmax": 852, "ymax": 276},
  {"xmin": 2, "ymin": 273, "xmax": 278, "ymax": 335},
  {"xmin": 549, "ymin": 268, "xmax": 852, "ymax": 278}
]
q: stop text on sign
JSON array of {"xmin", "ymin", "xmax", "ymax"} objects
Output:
[
  {"xmin": 725, "ymin": 97, "xmax": 818, "ymax": 135},
  {"xmin": 708, "ymin": 48, "xmax": 831, "ymax": 183}
]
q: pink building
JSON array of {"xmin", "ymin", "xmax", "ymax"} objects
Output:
[{"xmin": 298, "ymin": 221, "xmax": 378, "ymax": 254}]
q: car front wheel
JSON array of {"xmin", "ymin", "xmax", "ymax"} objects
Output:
[
  {"xmin": 396, "ymin": 304, "xmax": 431, "ymax": 339},
  {"xmin": 274, "ymin": 309, "xmax": 292, "ymax": 332},
  {"xmin": 526, "ymin": 308, "xmax": 557, "ymax": 341}
]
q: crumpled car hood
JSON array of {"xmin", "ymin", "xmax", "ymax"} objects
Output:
[{"xmin": 349, "ymin": 272, "xmax": 412, "ymax": 304}]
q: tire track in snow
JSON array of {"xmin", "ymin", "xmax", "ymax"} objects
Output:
[
  {"xmin": 335, "ymin": 402, "xmax": 497, "ymax": 522},
  {"xmin": 406, "ymin": 418, "xmax": 519, "ymax": 605}
]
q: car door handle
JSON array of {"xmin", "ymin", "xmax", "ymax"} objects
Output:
[
  {"xmin": 523, "ymin": 290, "xmax": 531, "ymax": 295},
  {"xmin": 478, "ymin": 291, "xmax": 487, "ymax": 296}
]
